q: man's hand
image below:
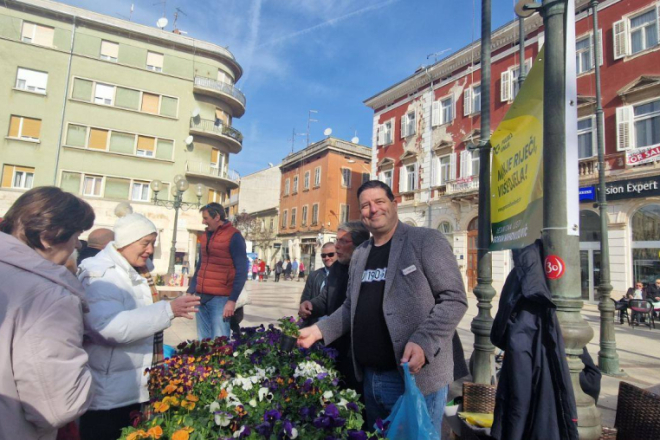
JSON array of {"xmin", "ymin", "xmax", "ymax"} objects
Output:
[
  {"xmin": 401, "ymin": 342, "xmax": 426, "ymax": 374},
  {"xmin": 223, "ymin": 300, "xmax": 236, "ymax": 319},
  {"xmin": 297, "ymin": 325, "xmax": 323, "ymax": 348},
  {"xmin": 170, "ymin": 294, "xmax": 201, "ymax": 320},
  {"xmin": 299, "ymin": 301, "xmax": 313, "ymax": 319}
]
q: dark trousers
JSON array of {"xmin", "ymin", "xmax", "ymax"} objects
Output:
[{"xmin": 80, "ymin": 403, "xmax": 141, "ymax": 440}]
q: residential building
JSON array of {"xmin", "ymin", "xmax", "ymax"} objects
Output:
[
  {"xmin": 0, "ymin": 0, "xmax": 246, "ymax": 275},
  {"xmin": 236, "ymin": 164, "xmax": 281, "ymax": 265},
  {"xmin": 279, "ymin": 137, "xmax": 371, "ymax": 271},
  {"xmin": 365, "ymin": 0, "xmax": 660, "ymax": 298}
]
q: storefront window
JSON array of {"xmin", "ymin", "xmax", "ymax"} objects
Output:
[
  {"xmin": 579, "ymin": 210, "xmax": 601, "ymax": 242},
  {"xmin": 631, "ymin": 204, "xmax": 660, "ymax": 285},
  {"xmin": 438, "ymin": 221, "xmax": 454, "ymax": 249}
]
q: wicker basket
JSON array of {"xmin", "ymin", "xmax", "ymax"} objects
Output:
[{"xmin": 462, "ymin": 382, "xmax": 497, "ymax": 414}]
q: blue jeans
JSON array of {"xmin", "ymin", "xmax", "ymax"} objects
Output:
[
  {"xmin": 363, "ymin": 367, "xmax": 449, "ymax": 438},
  {"xmin": 196, "ymin": 294, "xmax": 231, "ymax": 339}
]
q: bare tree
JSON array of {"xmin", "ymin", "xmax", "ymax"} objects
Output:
[{"xmin": 233, "ymin": 212, "xmax": 258, "ymax": 239}]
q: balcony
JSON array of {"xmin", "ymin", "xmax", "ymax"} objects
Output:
[
  {"xmin": 227, "ymin": 193, "xmax": 239, "ymax": 206},
  {"xmin": 579, "ymin": 158, "xmax": 598, "ymax": 180},
  {"xmin": 189, "ymin": 118, "xmax": 243, "ymax": 154},
  {"xmin": 446, "ymin": 176, "xmax": 479, "ymax": 196},
  {"xmin": 193, "ymin": 76, "xmax": 246, "ymax": 117},
  {"xmin": 185, "ymin": 160, "xmax": 240, "ymax": 189}
]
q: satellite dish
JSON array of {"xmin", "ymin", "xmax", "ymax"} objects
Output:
[
  {"xmin": 351, "ymin": 136, "xmax": 359, "ymax": 144},
  {"xmin": 268, "ymin": 162, "xmax": 274, "ymax": 168},
  {"xmin": 156, "ymin": 17, "xmax": 168, "ymax": 29},
  {"xmin": 323, "ymin": 128, "xmax": 332, "ymax": 136},
  {"xmin": 185, "ymin": 135, "xmax": 194, "ymax": 145},
  {"xmin": 514, "ymin": 0, "xmax": 535, "ymax": 18},
  {"xmin": 192, "ymin": 108, "xmax": 200, "ymax": 118}
]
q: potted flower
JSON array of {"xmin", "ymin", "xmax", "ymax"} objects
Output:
[{"xmin": 278, "ymin": 316, "xmax": 301, "ymax": 351}]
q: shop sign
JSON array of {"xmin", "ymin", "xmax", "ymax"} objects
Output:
[
  {"xmin": 626, "ymin": 144, "xmax": 660, "ymax": 166},
  {"xmin": 604, "ymin": 176, "xmax": 660, "ymax": 201},
  {"xmin": 579, "ymin": 186, "xmax": 595, "ymax": 202}
]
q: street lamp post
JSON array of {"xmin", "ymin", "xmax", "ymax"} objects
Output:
[
  {"xmin": 590, "ymin": 0, "xmax": 621, "ymax": 376},
  {"xmin": 540, "ymin": 0, "xmax": 601, "ymax": 437},
  {"xmin": 150, "ymin": 175, "xmax": 205, "ymax": 275}
]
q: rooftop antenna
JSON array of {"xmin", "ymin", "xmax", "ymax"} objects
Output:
[
  {"xmin": 116, "ymin": 4, "xmax": 134, "ymax": 21},
  {"xmin": 173, "ymin": 7, "xmax": 187, "ymax": 33},
  {"xmin": 288, "ymin": 128, "xmax": 306, "ymax": 153},
  {"xmin": 351, "ymin": 129, "xmax": 359, "ymax": 144},
  {"xmin": 153, "ymin": 0, "xmax": 166, "ymax": 17},
  {"xmin": 306, "ymin": 110, "xmax": 318, "ymax": 146},
  {"xmin": 426, "ymin": 47, "xmax": 452, "ymax": 63}
]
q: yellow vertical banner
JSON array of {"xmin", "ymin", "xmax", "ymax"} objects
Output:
[{"xmin": 490, "ymin": 48, "xmax": 544, "ymax": 250}]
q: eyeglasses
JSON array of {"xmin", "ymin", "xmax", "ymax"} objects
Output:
[{"xmin": 321, "ymin": 252, "xmax": 336, "ymax": 258}]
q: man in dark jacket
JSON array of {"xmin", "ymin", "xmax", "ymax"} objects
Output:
[
  {"xmin": 490, "ymin": 240, "xmax": 579, "ymax": 440},
  {"xmin": 77, "ymin": 228, "xmax": 114, "ymax": 264},
  {"xmin": 299, "ymin": 242, "xmax": 337, "ymax": 326}
]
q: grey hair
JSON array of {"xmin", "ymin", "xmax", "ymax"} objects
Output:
[
  {"xmin": 321, "ymin": 242, "xmax": 335, "ymax": 249},
  {"xmin": 338, "ymin": 221, "xmax": 370, "ymax": 247}
]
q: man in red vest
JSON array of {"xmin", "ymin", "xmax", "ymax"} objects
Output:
[{"xmin": 190, "ymin": 203, "xmax": 248, "ymax": 339}]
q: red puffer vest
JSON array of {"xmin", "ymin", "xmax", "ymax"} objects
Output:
[{"xmin": 196, "ymin": 222, "xmax": 240, "ymax": 296}]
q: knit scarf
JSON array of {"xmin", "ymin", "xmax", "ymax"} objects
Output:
[{"xmin": 136, "ymin": 266, "xmax": 164, "ymax": 367}]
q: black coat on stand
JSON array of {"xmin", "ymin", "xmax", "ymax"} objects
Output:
[{"xmin": 490, "ymin": 240, "xmax": 579, "ymax": 440}]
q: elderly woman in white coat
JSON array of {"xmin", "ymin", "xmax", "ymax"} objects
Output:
[{"xmin": 78, "ymin": 212, "xmax": 200, "ymax": 440}]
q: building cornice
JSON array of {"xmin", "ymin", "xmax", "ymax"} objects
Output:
[{"xmin": 280, "ymin": 137, "xmax": 371, "ymax": 169}]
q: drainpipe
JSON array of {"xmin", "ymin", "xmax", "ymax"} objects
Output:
[{"xmin": 53, "ymin": 16, "xmax": 76, "ymax": 185}]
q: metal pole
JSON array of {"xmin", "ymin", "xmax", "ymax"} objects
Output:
[
  {"xmin": 168, "ymin": 192, "xmax": 181, "ymax": 275},
  {"xmin": 470, "ymin": 0, "xmax": 496, "ymax": 385},
  {"xmin": 590, "ymin": 0, "xmax": 621, "ymax": 376},
  {"xmin": 541, "ymin": 0, "xmax": 601, "ymax": 437},
  {"xmin": 518, "ymin": 16, "xmax": 527, "ymax": 87}
]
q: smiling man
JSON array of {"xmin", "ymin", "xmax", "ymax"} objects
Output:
[{"xmin": 299, "ymin": 181, "xmax": 468, "ymax": 436}]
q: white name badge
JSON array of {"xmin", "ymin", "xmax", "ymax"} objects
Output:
[{"xmin": 402, "ymin": 265, "xmax": 417, "ymax": 276}]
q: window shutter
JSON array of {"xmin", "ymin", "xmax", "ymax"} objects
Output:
[
  {"xmin": 464, "ymin": 88, "xmax": 472, "ymax": 116},
  {"xmin": 537, "ymin": 33, "xmax": 545, "ymax": 50},
  {"xmin": 589, "ymin": 33, "xmax": 596, "ymax": 69},
  {"xmin": 413, "ymin": 163, "xmax": 419, "ymax": 190},
  {"xmin": 613, "ymin": 19, "xmax": 628, "ymax": 60},
  {"xmin": 460, "ymin": 150, "xmax": 468, "ymax": 178},
  {"xmin": 450, "ymin": 152, "xmax": 457, "ymax": 180},
  {"xmin": 524, "ymin": 58, "xmax": 532, "ymax": 74},
  {"xmin": 400, "ymin": 115, "xmax": 407, "ymax": 138},
  {"xmin": 431, "ymin": 157, "xmax": 437, "ymax": 187},
  {"xmin": 451, "ymin": 95, "xmax": 456, "ymax": 122},
  {"xmin": 597, "ymin": 29, "xmax": 603, "ymax": 66},
  {"xmin": 616, "ymin": 106, "xmax": 634, "ymax": 151},
  {"xmin": 501, "ymin": 70, "xmax": 511, "ymax": 102},
  {"xmin": 390, "ymin": 118, "xmax": 396, "ymax": 142},
  {"xmin": 432, "ymin": 101, "xmax": 440, "ymax": 126},
  {"xmin": 398, "ymin": 166, "xmax": 406, "ymax": 193},
  {"xmin": 377, "ymin": 125, "xmax": 385, "ymax": 146},
  {"xmin": 590, "ymin": 115, "xmax": 597, "ymax": 156}
]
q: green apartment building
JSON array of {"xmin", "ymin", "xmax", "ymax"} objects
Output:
[{"xmin": 0, "ymin": 0, "xmax": 246, "ymax": 276}]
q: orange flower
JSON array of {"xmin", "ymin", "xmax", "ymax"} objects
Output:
[
  {"xmin": 146, "ymin": 426, "xmax": 163, "ymax": 439},
  {"xmin": 153, "ymin": 401, "xmax": 170, "ymax": 413},
  {"xmin": 163, "ymin": 384, "xmax": 177, "ymax": 394},
  {"xmin": 219, "ymin": 389, "xmax": 228, "ymax": 399},
  {"xmin": 187, "ymin": 357, "xmax": 195, "ymax": 364},
  {"xmin": 163, "ymin": 396, "xmax": 180, "ymax": 406},
  {"xmin": 171, "ymin": 430, "xmax": 189, "ymax": 440},
  {"xmin": 181, "ymin": 400, "xmax": 195, "ymax": 410},
  {"xmin": 186, "ymin": 394, "xmax": 199, "ymax": 402},
  {"xmin": 126, "ymin": 431, "xmax": 148, "ymax": 440}
]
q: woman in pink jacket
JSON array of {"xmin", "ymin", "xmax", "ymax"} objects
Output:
[{"xmin": 0, "ymin": 187, "xmax": 95, "ymax": 440}]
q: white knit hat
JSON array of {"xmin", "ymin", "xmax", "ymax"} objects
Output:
[{"xmin": 114, "ymin": 208, "xmax": 158, "ymax": 248}]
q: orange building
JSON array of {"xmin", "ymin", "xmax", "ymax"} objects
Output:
[{"xmin": 278, "ymin": 137, "xmax": 371, "ymax": 271}]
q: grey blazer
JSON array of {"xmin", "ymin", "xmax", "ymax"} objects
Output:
[{"xmin": 317, "ymin": 221, "xmax": 468, "ymax": 395}]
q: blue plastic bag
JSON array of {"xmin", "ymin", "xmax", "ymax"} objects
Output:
[
  {"xmin": 382, "ymin": 363, "xmax": 440, "ymax": 440},
  {"xmin": 163, "ymin": 344, "xmax": 176, "ymax": 359}
]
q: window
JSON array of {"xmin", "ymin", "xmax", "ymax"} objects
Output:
[
  {"xmin": 282, "ymin": 210, "xmax": 288, "ymax": 228},
  {"xmin": 302, "ymin": 205, "xmax": 308, "ymax": 226},
  {"xmin": 341, "ymin": 168, "xmax": 352, "ymax": 188},
  {"xmin": 340, "ymin": 204, "xmax": 349, "ymax": 223},
  {"xmin": 2, "ymin": 165, "xmax": 34, "ymax": 189},
  {"xmin": 614, "ymin": 7, "xmax": 660, "ymax": 59},
  {"xmin": 314, "ymin": 167, "xmax": 321, "ymax": 187},
  {"xmin": 433, "ymin": 96, "xmax": 454, "ymax": 126},
  {"xmin": 501, "ymin": 59, "xmax": 532, "ymax": 102},
  {"xmin": 146, "ymin": 51, "xmax": 164, "ymax": 72},
  {"xmin": 460, "ymin": 150, "xmax": 478, "ymax": 178},
  {"xmin": 217, "ymin": 70, "xmax": 234, "ymax": 85},
  {"xmin": 362, "ymin": 172, "xmax": 370, "ymax": 184},
  {"xmin": 312, "ymin": 204, "xmax": 319, "ymax": 225},
  {"xmin": 284, "ymin": 178, "xmax": 290, "ymax": 195},
  {"xmin": 380, "ymin": 169, "xmax": 393, "ymax": 188},
  {"xmin": 304, "ymin": 171, "xmax": 310, "ymax": 190},
  {"xmin": 94, "ymin": 83, "xmax": 115, "ymax": 105},
  {"xmin": 463, "ymin": 85, "xmax": 481, "ymax": 116},
  {"xmin": 616, "ymin": 99, "xmax": 660, "ymax": 150},
  {"xmin": 576, "ymin": 35, "xmax": 593, "ymax": 74},
  {"xmin": 66, "ymin": 124, "xmax": 87, "ymax": 147},
  {"xmin": 439, "ymin": 155, "xmax": 452, "ymax": 185},
  {"xmin": 293, "ymin": 175, "xmax": 299, "ymax": 194},
  {"xmin": 377, "ymin": 120, "xmax": 394, "ymax": 146},
  {"xmin": 137, "ymin": 135, "xmax": 156, "ymax": 157},
  {"xmin": 471, "ymin": 152, "xmax": 480, "ymax": 177},
  {"xmin": 578, "ymin": 117, "xmax": 596, "ymax": 159},
  {"xmin": 8, "ymin": 116, "xmax": 41, "ymax": 141},
  {"xmin": 407, "ymin": 165, "xmax": 416, "ymax": 191},
  {"xmin": 131, "ymin": 181, "xmax": 150, "ymax": 201},
  {"xmin": 100, "ymin": 40, "xmax": 119, "ymax": 62},
  {"xmin": 291, "ymin": 208, "xmax": 297, "ymax": 227},
  {"xmin": 15, "ymin": 68, "xmax": 48, "ymax": 94},
  {"xmin": 88, "ymin": 128, "xmax": 109, "ymax": 150},
  {"xmin": 269, "ymin": 217, "xmax": 274, "ymax": 231},
  {"xmin": 141, "ymin": 93, "xmax": 160, "ymax": 114},
  {"xmin": 399, "ymin": 164, "xmax": 417, "ymax": 193},
  {"xmin": 82, "ymin": 175, "xmax": 103, "ymax": 196},
  {"xmin": 401, "ymin": 111, "xmax": 416, "ymax": 137},
  {"xmin": 21, "ymin": 22, "xmax": 54, "ymax": 46},
  {"xmin": 438, "ymin": 221, "xmax": 454, "ymax": 249}
]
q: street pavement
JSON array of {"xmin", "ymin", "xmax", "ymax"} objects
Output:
[{"xmin": 165, "ymin": 277, "xmax": 660, "ymax": 428}]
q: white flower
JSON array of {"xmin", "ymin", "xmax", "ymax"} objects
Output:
[
  {"xmin": 249, "ymin": 399, "xmax": 257, "ymax": 407},
  {"xmin": 209, "ymin": 401, "xmax": 220, "ymax": 413},
  {"xmin": 233, "ymin": 425, "xmax": 248, "ymax": 438},
  {"xmin": 214, "ymin": 411, "xmax": 233, "ymax": 427},
  {"xmin": 337, "ymin": 398, "xmax": 349, "ymax": 409},
  {"xmin": 288, "ymin": 427, "xmax": 299, "ymax": 439},
  {"xmin": 258, "ymin": 387, "xmax": 273, "ymax": 402},
  {"xmin": 323, "ymin": 391, "xmax": 334, "ymax": 400}
]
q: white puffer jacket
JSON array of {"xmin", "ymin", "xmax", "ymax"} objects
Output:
[{"xmin": 78, "ymin": 243, "xmax": 173, "ymax": 410}]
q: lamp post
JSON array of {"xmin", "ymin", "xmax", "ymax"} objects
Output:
[
  {"xmin": 590, "ymin": 0, "xmax": 621, "ymax": 376},
  {"xmin": 470, "ymin": 0, "xmax": 497, "ymax": 385},
  {"xmin": 150, "ymin": 175, "xmax": 204, "ymax": 275}
]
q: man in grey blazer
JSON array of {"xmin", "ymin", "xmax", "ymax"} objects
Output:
[{"xmin": 299, "ymin": 180, "xmax": 468, "ymax": 436}]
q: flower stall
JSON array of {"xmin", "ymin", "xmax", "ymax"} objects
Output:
[{"xmin": 120, "ymin": 318, "xmax": 382, "ymax": 440}]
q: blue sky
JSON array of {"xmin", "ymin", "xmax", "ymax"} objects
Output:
[{"xmin": 61, "ymin": 0, "xmax": 519, "ymax": 176}]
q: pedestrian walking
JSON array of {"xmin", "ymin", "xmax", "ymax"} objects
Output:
[
  {"xmin": 259, "ymin": 258, "xmax": 266, "ymax": 282},
  {"xmin": 284, "ymin": 258, "xmax": 292, "ymax": 280},
  {"xmin": 251, "ymin": 259, "xmax": 259, "ymax": 281},
  {"xmin": 0, "ymin": 187, "xmax": 95, "ymax": 440},
  {"xmin": 275, "ymin": 260, "xmax": 283, "ymax": 282},
  {"xmin": 298, "ymin": 243, "xmax": 337, "ymax": 326},
  {"xmin": 297, "ymin": 260, "xmax": 306, "ymax": 281}
]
